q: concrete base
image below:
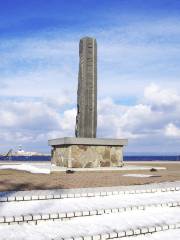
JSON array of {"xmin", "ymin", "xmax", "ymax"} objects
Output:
[{"xmin": 48, "ymin": 137, "xmax": 128, "ymax": 168}]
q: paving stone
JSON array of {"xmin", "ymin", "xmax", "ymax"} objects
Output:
[
  {"xmin": 111, "ymin": 208, "xmax": 119, "ymax": 213},
  {"xmin": 167, "ymin": 202, "xmax": 173, "ymax": 207},
  {"xmin": 15, "ymin": 196, "xmax": 23, "ymax": 201},
  {"xmin": 126, "ymin": 230, "xmax": 133, "ymax": 236},
  {"xmin": 100, "ymin": 233, "xmax": 109, "ymax": 240},
  {"xmin": 14, "ymin": 216, "xmax": 23, "ymax": 222},
  {"xmin": 148, "ymin": 226, "xmax": 156, "ymax": 233},
  {"xmin": 92, "ymin": 235, "xmax": 100, "ymax": 240},
  {"xmin": 175, "ymin": 223, "xmax": 180, "ymax": 228},
  {"xmin": 46, "ymin": 195, "xmax": 53, "ymax": 199},
  {"xmin": 0, "ymin": 217, "xmax": 5, "ymax": 223},
  {"xmin": 112, "ymin": 191, "xmax": 118, "ymax": 195},
  {"xmin": 8, "ymin": 196, "xmax": 15, "ymax": 201},
  {"xmin": 134, "ymin": 229, "xmax": 141, "ymax": 235},
  {"xmin": 24, "ymin": 215, "xmax": 33, "ymax": 221},
  {"xmin": 82, "ymin": 211, "xmax": 90, "ymax": 216},
  {"xmin": 155, "ymin": 226, "xmax": 162, "ymax": 232},
  {"xmin": 97, "ymin": 209, "xmax": 104, "ymax": 215},
  {"xmin": 141, "ymin": 227, "xmax": 148, "ymax": 234},
  {"xmin": 24, "ymin": 196, "xmax": 31, "ymax": 201},
  {"xmin": 117, "ymin": 231, "xmax": 126, "ymax": 237},
  {"xmin": 50, "ymin": 213, "xmax": 59, "ymax": 219},
  {"xmin": 130, "ymin": 190, "xmax": 136, "ymax": 194},
  {"xmin": 74, "ymin": 194, "xmax": 81, "ymax": 198},
  {"xmin": 5, "ymin": 216, "xmax": 14, "ymax": 222},
  {"xmin": 109, "ymin": 232, "xmax": 118, "ymax": 238},
  {"xmin": 41, "ymin": 214, "xmax": 50, "ymax": 220},
  {"xmin": 118, "ymin": 207, "xmax": 125, "ymax": 212},
  {"xmin": 59, "ymin": 213, "xmax": 66, "ymax": 219},
  {"xmin": 100, "ymin": 192, "xmax": 107, "ymax": 196},
  {"xmin": 83, "ymin": 236, "xmax": 92, "ymax": 240},
  {"xmin": 169, "ymin": 224, "xmax": 176, "ymax": 229},
  {"xmin": 33, "ymin": 214, "xmax": 41, "ymax": 220},
  {"xmin": 106, "ymin": 192, "xmax": 113, "ymax": 196},
  {"xmin": 87, "ymin": 193, "xmax": 94, "ymax": 197},
  {"xmin": 66, "ymin": 212, "xmax": 75, "ymax": 218},
  {"xmin": 94, "ymin": 192, "xmax": 100, "ymax": 197},
  {"xmin": 0, "ymin": 197, "xmax": 7, "ymax": 202},
  {"xmin": 38, "ymin": 195, "xmax": 46, "ymax": 200},
  {"xmin": 31, "ymin": 196, "xmax": 38, "ymax": 200},
  {"xmin": 89, "ymin": 210, "xmax": 97, "ymax": 215},
  {"xmin": 74, "ymin": 237, "xmax": 83, "ymax": 240},
  {"xmin": 68, "ymin": 194, "xmax": 75, "ymax": 198},
  {"xmin": 162, "ymin": 224, "xmax": 169, "ymax": 230},
  {"xmin": 53, "ymin": 194, "xmax": 61, "ymax": 199},
  {"xmin": 172, "ymin": 202, "xmax": 178, "ymax": 207},
  {"xmin": 104, "ymin": 209, "xmax": 112, "ymax": 214},
  {"xmin": 81, "ymin": 193, "xmax": 88, "ymax": 197},
  {"xmin": 75, "ymin": 211, "xmax": 83, "ymax": 217}
]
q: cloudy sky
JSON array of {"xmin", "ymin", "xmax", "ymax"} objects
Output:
[{"xmin": 0, "ymin": 0, "xmax": 180, "ymax": 154}]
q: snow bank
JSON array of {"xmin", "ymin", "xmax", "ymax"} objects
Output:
[
  {"xmin": 126, "ymin": 229, "xmax": 180, "ymax": 240},
  {"xmin": 0, "ymin": 207, "xmax": 180, "ymax": 239},
  {"xmin": 1, "ymin": 190, "xmax": 180, "ymax": 217},
  {"xmin": 123, "ymin": 174, "xmax": 153, "ymax": 178},
  {"xmin": 0, "ymin": 164, "xmax": 50, "ymax": 174}
]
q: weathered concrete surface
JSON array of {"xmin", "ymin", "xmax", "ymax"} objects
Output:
[
  {"xmin": 75, "ymin": 37, "xmax": 97, "ymax": 138},
  {"xmin": 49, "ymin": 137, "xmax": 127, "ymax": 168},
  {"xmin": 48, "ymin": 137, "xmax": 128, "ymax": 146}
]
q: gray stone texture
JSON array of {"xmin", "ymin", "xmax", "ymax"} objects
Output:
[
  {"xmin": 51, "ymin": 144, "xmax": 124, "ymax": 168},
  {"xmin": 75, "ymin": 37, "xmax": 97, "ymax": 138}
]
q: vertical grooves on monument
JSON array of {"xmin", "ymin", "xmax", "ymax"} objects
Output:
[{"xmin": 75, "ymin": 37, "xmax": 97, "ymax": 138}]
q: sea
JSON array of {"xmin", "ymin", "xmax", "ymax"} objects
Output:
[{"xmin": 0, "ymin": 155, "xmax": 179, "ymax": 162}]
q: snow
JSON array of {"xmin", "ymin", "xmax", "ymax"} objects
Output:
[
  {"xmin": 0, "ymin": 164, "xmax": 50, "ymax": 174},
  {"xmin": 1, "ymin": 190, "xmax": 180, "ymax": 217},
  {"xmin": 0, "ymin": 207, "xmax": 180, "ymax": 239},
  {"xmin": 126, "ymin": 229, "xmax": 180, "ymax": 240},
  {"xmin": 123, "ymin": 174, "xmax": 153, "ymax": 178},
  {"xmin": 0, "ymin": 180, "xmax": 180, "ymax": 239}
]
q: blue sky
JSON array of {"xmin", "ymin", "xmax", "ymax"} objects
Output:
[{"xmin": 0, "ymin": 0, "xmax": 180, "ymax": 154}]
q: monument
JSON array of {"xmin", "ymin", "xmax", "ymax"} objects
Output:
[
  {"xmin": 75, "ymin": 37, "xmax": 97, "ymax": 138},
  {"xmin": 48, "ymin": 37, "xmax": 128, "ymax": 169}
]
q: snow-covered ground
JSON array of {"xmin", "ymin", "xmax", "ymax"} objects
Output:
[
  {"xmin": 126, "ymin": 229, "xmax": 180, "ymax": 240},
  {"xmin": 0, "ymin": 207, "xmax": 180, "ymax": 239},
  {"xmin": 1, "ymin": 182, "xmax": 180, "ymax": 239},
  {"xmin": 0, "ymin": 163, "xmax": 50, "ymax": 174},
  {"xmin": 123, "ymin": 174, "xmax": 154, "ymax": 178},
  {"xmin": 1, "ymin": 190, "xmax": 180, "ymax": 217}
]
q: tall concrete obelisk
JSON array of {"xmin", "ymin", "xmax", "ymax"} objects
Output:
[
  {"xmin": 49, "ymin": 37, "xmax": 128, "ymax": 169},
  {"xmin": 75, "ymin": 37, "xmax": 97, "ymax": 138}
]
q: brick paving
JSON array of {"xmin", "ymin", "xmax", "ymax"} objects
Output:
[{"xmin": 0, "ymin": 162, "xmax": 180, "ymax": 191}]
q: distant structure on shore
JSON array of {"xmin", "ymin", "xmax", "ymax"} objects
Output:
[{"xmin": 4, "ymin": 145, "xmax": 49, "ymax": 157}]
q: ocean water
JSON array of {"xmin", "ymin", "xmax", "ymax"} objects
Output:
[
  {"xmin": 124, "ymin": 156, "xmax": 180, "ymax": 161},
  {"xmin": 0, "ymin": 155, "xmax": 179, "ymax": 162},
  {"xmin": 0, "ymin": 155, "xmax": 51, "ymax": 161}
]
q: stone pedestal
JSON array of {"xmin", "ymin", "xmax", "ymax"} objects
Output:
[{"xmin": 48, "ymin": 137, "xmax": 128, "ymax": 168}]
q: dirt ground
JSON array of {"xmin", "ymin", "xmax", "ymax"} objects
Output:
[{"xmin": 0, "ymin": 162, "xmax": 180, "ymax": 192}]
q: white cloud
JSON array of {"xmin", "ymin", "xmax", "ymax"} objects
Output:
[
  {"xmin": 0, "ymin": 83, "xmax": 180, "ymax": 153},
  {"xmin": 144, "ymin": 83, "xmax": 180, "ymax": 107},
  {"xmin": 165, "ymin": 123, "xmax": 180, "ymax": 138},
  {"xmin": 0, "ymin": 16, "xmax": 180, "ymax": 153}
]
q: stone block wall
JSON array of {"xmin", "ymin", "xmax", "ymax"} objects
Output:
[{"xmin": 51, "ymin": 145, "xmax": 124, "ymax": 168}]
